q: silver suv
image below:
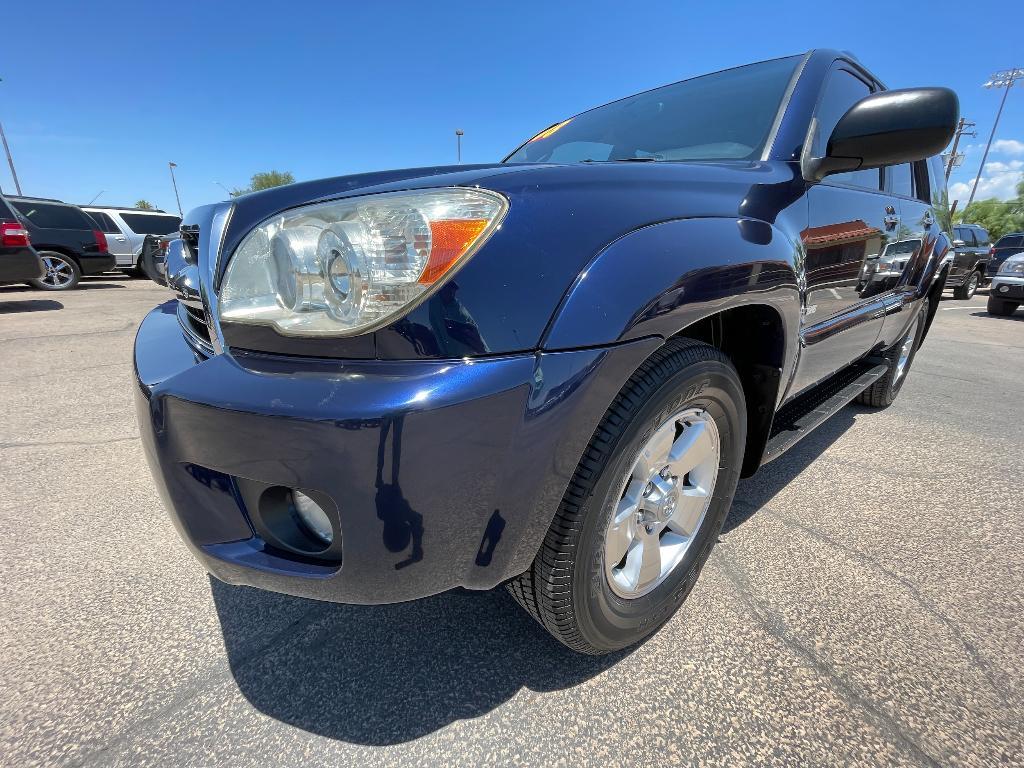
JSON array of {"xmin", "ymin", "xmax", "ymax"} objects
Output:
[{"xmin": 83, "ymin": 206, "xmax": 181, "ymax": 273}]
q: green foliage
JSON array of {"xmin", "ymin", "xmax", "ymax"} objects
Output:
[
  {"xmin": 953, "ymin": 180, "xmax": 1024, "ymax": 240},
  {"xmin": 230, "ymin": 170, "xmax": 295, "ymax": 197},
  {"xmin": 134, "ymin": 199, "xmax": 155, "ymax": 210}
]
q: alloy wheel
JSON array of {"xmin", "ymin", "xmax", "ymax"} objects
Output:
[
  {"xmin": 40, "ymin": 256, "xmax": 75, "ymax": 289},
  {"xmin": 604, "ymin": 407, "xmax": 721, "ymax": 598}
]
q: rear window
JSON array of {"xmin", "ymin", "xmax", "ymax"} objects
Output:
[
  {"xmin": 0, "ymin": 196, "xmax": 18, "ymax": 220},
  {"xmin": 974, "ymin": 228, "xmax": 990, "ymax": 246},
  {"xmin": 118, "ymin": 213, "xmax": 181, "ymax": 235},
  {"xmin": 10, "ymin": 200, "xmax": 96, "ymax": 230}
]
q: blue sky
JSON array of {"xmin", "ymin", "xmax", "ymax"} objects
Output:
[{"xmin": 3, "ymin": 0, "xmax": 1022, "ymax": 213}]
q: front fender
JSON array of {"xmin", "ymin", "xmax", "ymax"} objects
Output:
[{"xmin": 542, "ymin": 217, "xmax": 801, "ymax": 362}]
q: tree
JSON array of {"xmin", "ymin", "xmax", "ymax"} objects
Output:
[
  {"xmin": 230, "ymin": 170, "xmax": 295, "ymax": 197},
  {"xmin": 135, "ymin": 199, "xmax": 155, "ymax": 210},
  {"xmin": 954, "ymin": 180, "xmax": 1024, "ymax": 240}
]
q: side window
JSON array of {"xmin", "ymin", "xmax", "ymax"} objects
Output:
[
  {"xmin": 889, "ymin": 164, "xmax": 914, "ymax": 198},
  {"xmin": 961, "ymin": 229, "xmax": 976, "ymax": 246},
  {"xmin": 10, "ymin": 201, "xmax": 94, "ymax": 229},
  {"xmin": 975, "ymin": 229, "xmax": 990, "ymax": 247},
  {"xmin": 89, "ymin": 212, "xmax": 121, "ymax": 234},
  {"xmin": 814, "ymin": 69, "xmax": 882, "ymax": 191}
]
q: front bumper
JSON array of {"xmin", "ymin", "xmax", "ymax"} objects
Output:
[
  {"xmin": 135, "ymin": 301, "xmax": 657, "ymax": 604},
  {"xmin": 990, "ymin": 275, "xmax": 1024, "ymax": 300}
]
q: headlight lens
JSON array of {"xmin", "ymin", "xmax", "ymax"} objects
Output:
[
  {"xmin": 998, "ymin": 254, "xmax": 1024, "ymax": 275},
  {"xmin": 219, "ymin": 188, "xmax": 506, "ymax": 336}
]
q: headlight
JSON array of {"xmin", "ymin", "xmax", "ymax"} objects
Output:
[
  {"xmin": 998, "ymin": 254, "xmax": 1024, "ymax": 275},
  {"xmin": 219, "ymin": 188, "xmax": 507, "ymax": 336}
]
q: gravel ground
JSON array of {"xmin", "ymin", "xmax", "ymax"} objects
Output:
[{"xmin": 1, "ymin": 275, "xmax": 1021, "ymax": 767}]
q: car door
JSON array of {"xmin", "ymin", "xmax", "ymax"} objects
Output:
[
  {"xmin": 87, "ymin": 211, "xmax": 133, "ymax": 266},
  {"xmin": 790, "ymin": 66, "xmax": 896, "ymax": 396}
]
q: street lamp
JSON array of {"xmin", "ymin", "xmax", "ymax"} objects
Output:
[
  {"xmin": 455, "ymin": 129, "xmax": 464, "ymax": 164},
  {"xmin": 966, "ymin": 68, "xmax": 1024, "ymax": 209},
  {"xmin": 168, "ymin": 161, "xmax": 183, "ymax": 217},
  {"xmin": 0, "ymin": 77, "xmax": 23, "ymax": 195}
]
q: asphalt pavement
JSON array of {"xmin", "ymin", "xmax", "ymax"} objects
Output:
[{"xmin": 1, "ymin": 275, "xmax": 1021, "ymax": 767}]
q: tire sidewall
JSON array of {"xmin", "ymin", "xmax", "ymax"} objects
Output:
[
  {"xmin": 572, "ymin": 358, "xmax": 746, "ymax": 651},
  {"xmin": 965, "ymin": 272, "xmax": 979, "ymax": 299}
]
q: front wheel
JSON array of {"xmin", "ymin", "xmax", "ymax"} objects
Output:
[
  {"xmin": 952, "ymin": 271, "xmax": 980, "ymax": 300},
  {"xmin": 28, "ymin": 252, "xmax": 80, "ymax": 291},
  {"xmin": 987, "ymin": 295, "xmax": 1019, "ymax": 316},
  {"xmin": 507, "ymin": 338, "xmax": 746, "ymax": 654}
]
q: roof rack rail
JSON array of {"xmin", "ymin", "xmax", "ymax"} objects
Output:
[
  {"xmin": 80, "ymin": 204, "xmax": 169, "ymax": 213},
  {"xmin": 8, "ymin": 195, "xmax": 67, "ymax": 203}
]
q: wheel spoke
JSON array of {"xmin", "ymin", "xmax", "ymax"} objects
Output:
[
  {"xmin": 636, "ymin": 422, "xmax": 675, "ymax": 477},
  {"xmin": 623, "ymin": 535, "xmax": 662, "ymax": 592},
  {"xmin": 605, "ymin": 485, "xmax": 641, "ymax": 565},
  {"xmin": 666, "ymin": 487, "xmax": 708, "ymax": 537},
  {"xmin": 667, "ymin": 420, "xmax": 715, "ymax": 477}
]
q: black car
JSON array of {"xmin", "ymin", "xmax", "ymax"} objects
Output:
[
  {"xmin": 987, "ymin": 232, "xmax": 1024, "ymax": 278},
  {"xmin": 5, "ymin": 196, "xmax": 116, "ymax": 290},
  {"xmin": 136, "ymin": 51, "xmax": 958, "ymax": 654},
  {"xmin": 0, "ymin": 193, "xmax": 44, "ymax": 285}
]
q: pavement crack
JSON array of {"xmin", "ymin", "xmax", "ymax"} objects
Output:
[
  {"xmin": 0, "ymin": 436, "xmax": 139, "ymax": 450},
  {"xmin": 716, "ymin": 552, "xmax": 945, "ymax": 768}
]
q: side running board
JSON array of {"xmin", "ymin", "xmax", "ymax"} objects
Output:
[{"xmin": 762, "ymin": 362, "xmax": 890, "ymax": 465}]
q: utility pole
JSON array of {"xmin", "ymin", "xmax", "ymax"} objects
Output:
[
  {"xmin": 966, "ymin": 68, "xmax": 1024, "ymax": 209},
  {"xmin": 945, "ymin": 117, "xmax": 976, "ymax": 181},
  {"xmin": 168, "ymin": 161, "xmax": 183, "ymax": 217},
  {"xmin": 455, "ymin": 129, "xmax": 464, "ymax": 164},
  {"xmin": 0, "ymin": 77, "xmax": 22, "ymax": 195}
]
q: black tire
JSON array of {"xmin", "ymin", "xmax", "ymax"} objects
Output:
[
  {"xmin": 952, "ymin": 271, "xmax": 980, "ymax": 300},
  {"xmin": 507, "ymin": 338, "xmax": 746, "ymax": 654},
  {"xmin": 28, "ymin": 251, "xmax": 81, "ymax": 291},
  {"xmin": 856, "ymin": 303, "xmax": 928, "ymax": 408},
  {"xmin": 987, "ymin": 295, "xmax": 1019, "ymax": 316}
]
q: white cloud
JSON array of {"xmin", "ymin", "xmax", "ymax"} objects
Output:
[{"xmin": 992, "ymin": 139, "xmax": 1024, "ymax": 156}]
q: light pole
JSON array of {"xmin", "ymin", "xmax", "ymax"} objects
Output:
[
  {"xmin": 0, "ymin": 77, "xmax": 23, "ymax": 195},
  {"xmin": 944, "ymin": 118, "xmax": 976, "ymax": 181},
  {"xmin": 966, "ymin": 68, "xmax": 1024, "ymax": 209},
  {"xmin": 455, "ymin": 129, "xmax": 464, "ymax": 164},
  {"xmin": 168, "ymin": 161, "xmax": 183, "ymax": 217}
]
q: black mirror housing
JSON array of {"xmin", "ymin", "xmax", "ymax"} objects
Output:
[{"xmin": 804, "ymin": 87, "xmax": 959, "ymax": 182}]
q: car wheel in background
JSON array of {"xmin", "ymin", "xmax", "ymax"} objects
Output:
[
  {"xmin": 28, "ymin": 252, "xmax": 81, "ymax": 291},
  {"xmin": 857, "ymin": 302, "xmax": 928, "ymax": 408},
  {"xmin": 507, "ymin": 338, "xmax": 746, "ymax": 654},
  {"xmin": 952, "ymin": 271, "xmax": 980, "ymax": 300},
  {"xmin": 986, "ymin": 296, "xmax": 1019, "ymax": 316}
]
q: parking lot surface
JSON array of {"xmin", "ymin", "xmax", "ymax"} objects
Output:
[{"xmin": 1, "ymin": 275, "xmax": 1022, "ymax": 767}]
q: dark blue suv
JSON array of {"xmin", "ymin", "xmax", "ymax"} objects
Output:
[{"xmin": 135, "ymin": 50, "xmax": 957, "ymax": 654}]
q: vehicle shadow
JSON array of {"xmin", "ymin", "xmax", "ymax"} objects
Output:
[
  {"xmin": 211, "ymin": 578, "xmax": 627, "ymax": 745},
  {"xmin": 724, "ymin": 405, "xmax": 859, "ymax": 534},
  {"xmin": 0, "ymin": 299, "xmax": 63, "ymax": 314},
  {"xmin": 970, "ymin": 310, "xmax": 1023, "ymax": 322},
  {"xmin": 212, "ymin": 404, "xmax": 862, "ymax": 745}
]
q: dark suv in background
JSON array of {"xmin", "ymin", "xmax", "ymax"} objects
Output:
[
  {"xmin": 946, "ymin": 223, "xmax": 990, "ymax": 299},
  {"xmin": 6, "ymin": 196, "xmax": 115, "ymax": 290},
  {"xmin": 0, "ymin": 194, "xmax": 44, "ymax": 285},
  {"xmin": 987, "ymin": 232, "xmax": 1024, "ymax": 279}
]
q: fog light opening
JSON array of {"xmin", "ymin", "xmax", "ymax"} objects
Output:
[{"xmin": 291, "ymin": 490, "xmax": 334, "ymax": 546}]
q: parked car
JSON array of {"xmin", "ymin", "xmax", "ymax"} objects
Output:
[
  {"xmin": 0, "ymin": 193, "xmax": 44, "ymax": 286},
  {"xmin": 82, "ymin": 206, "xmax": 181, "ymax": 274},
  {"xmin": 987, "ymin": 252, "xmax": 1024, "ymax": 316},
  {"xmin": 987, "ymin": 232, "xmax": 1024, "ymax": 279},
  {"xmin": 6, "ymin": 196, "xmax": 115, "ymax": 290},
  {"xmin": 946, "ymin": 223, "xmax": 990, "ymax": 299},
  {"xmin": 135, "ymin": 50, "xmax": 957, "ymax": 654}
]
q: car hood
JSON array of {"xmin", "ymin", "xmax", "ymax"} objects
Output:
[{"xmin": 212, "ymin": 160, "xmax": 804, "ymax": 358}]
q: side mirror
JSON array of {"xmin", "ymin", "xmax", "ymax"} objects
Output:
[
  {"xmin": 952, "ymin": 239, "xmax": 966, "ymax": 248},
  {"xmin": 803, "ymin": 87, "xmax": 959, "ymax": 182},
  {"xmin": 141, "ymin": 233, "xmax": 170, "ymax": 287}
]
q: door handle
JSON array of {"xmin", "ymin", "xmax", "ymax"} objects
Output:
[{"xmin": 115, "ymin": 236, "xmax": 127, "ymax": 241}]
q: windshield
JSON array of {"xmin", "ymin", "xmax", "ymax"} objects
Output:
[{"xmin": 505, "ymin": 56, "xmax": 800, "ymax": 164}]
